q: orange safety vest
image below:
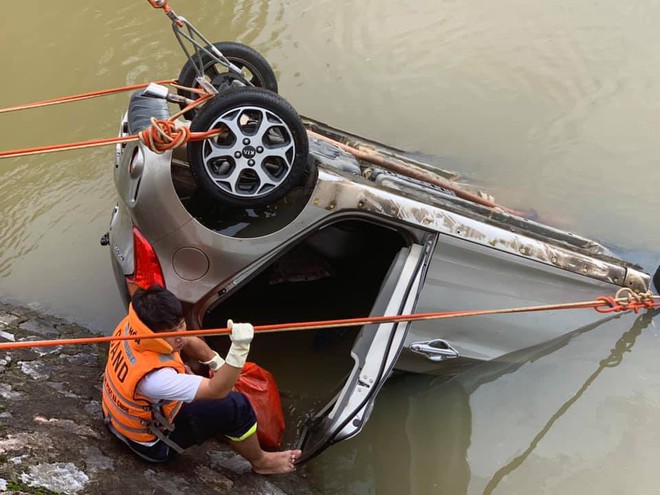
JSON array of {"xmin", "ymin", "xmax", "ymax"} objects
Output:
[{"xmin": 102, "ymin": 304, "xmax": 186, "ymax": 446}]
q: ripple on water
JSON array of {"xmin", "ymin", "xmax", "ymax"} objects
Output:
[{"xmin": 0, "ymin": 149, "xmax": 113, "ymax": 279}]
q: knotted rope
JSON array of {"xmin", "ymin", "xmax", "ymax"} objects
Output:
[
  {"xmin": 138, "ymin": 118, "xmax": 192, "ymax": 153},
  {"xmin": 136, "ymin": 93, "xmax": 217, "ymax": 153},
  {"xmin": 595, "ymin": 288, "xmax": 656, "ymax": 314}
]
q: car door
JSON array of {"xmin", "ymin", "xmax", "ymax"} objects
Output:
[{"xmin": 295, "ymin": 235, "xmax": 435, "ymax": 463}]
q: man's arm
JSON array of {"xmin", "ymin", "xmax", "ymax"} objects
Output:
[
  {"xmin": 189, "ymin": 320, "xmax": 254, "ymax": 400},
  {"xmin": 181, "ymin": 336, "xmax": 215, "ymax": 362},
  {"xmin": 194, "ymin": 363, "xmax": 242, "ymax": 399},
  {"xmin": 178, "ymin": 334, "xmax": 238, "ymax": 399}
]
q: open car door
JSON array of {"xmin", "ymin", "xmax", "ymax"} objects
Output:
[{"xmin": 296, "ymin": 238, "xmax": 435, "ymax": 463}]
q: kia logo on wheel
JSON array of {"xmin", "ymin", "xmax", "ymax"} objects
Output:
[{"xmin": 242, "ymin": 146, "xmax": 257, "ymax": 158}]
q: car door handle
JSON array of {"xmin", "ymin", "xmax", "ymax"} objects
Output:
[{"xmin": 409, "ymin": 339, "xmax": 459, "ymax": 362}]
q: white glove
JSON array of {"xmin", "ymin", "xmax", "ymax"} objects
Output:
[
  {"xmin": 225, "ymin": 319, "xmax": 254, "ymax": 368},
  {"xmin": 199, "ymin": 351, "xmax": 225, "ymax": 372}
]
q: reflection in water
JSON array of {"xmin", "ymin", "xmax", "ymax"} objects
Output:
[
  {"xmin": 483, "ymin": 309, "xmax": 659, "ymax": 494},
  {"xmin": 304, "ymin": 372, "xmax": 472, "ymax": 494},
  {"xmin": 305, "ymin": 310, "xmax": 660, "ymax": 494}
]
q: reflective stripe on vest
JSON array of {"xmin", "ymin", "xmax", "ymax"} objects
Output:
[{"xmin": 102, "ymin": 307, "xmax": 186, "ymax": 444}]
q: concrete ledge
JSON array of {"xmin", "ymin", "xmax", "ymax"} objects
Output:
[{"xmin": 0, "ymin": 304, "xmax": 311, "ymax": 495}]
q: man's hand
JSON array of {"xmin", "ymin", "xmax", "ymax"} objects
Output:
[
  {"xmin": 228, "ymin": 320, "xmax": 254, "ymax": 345},
  {"xmin": 225, "ymin": 319, "xmax": 254, "ymax": 368}
]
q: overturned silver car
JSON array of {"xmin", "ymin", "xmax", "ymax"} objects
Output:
[
  {"xmin": 107, "ymin": 87, "xmax": 650, "ymax": 461},
  {"xmin": 106, "ymin": 10, "xmax": 651, "ymax": 461}
]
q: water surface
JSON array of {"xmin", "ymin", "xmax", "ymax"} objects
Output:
[{"xmin": 1, "ymin": 1, "xmax": 660, "ymax": 493}]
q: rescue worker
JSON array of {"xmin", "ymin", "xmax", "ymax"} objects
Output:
[{"xmin": 102, "ymin": 285, "xmax": 301, "ymax": 474}]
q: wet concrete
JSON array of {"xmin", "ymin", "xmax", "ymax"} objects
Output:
[{"xmin": 0, "ymin": 304, "xmax": 312, "ymax": 495}]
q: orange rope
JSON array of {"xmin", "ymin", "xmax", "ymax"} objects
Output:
[
  {"xmin": 595, "ymin": 295, "xmax": 656, "ymax": 313},
  {"xmin": 136, "ymin": 93, "xmax": 215, "ymax": 153},
  {"xmin": 0, "ymin": 80, "xmax": 177, "ymax": 115},
  {"xmin": 147, "ymin": 0, "xmax": 171, "ymax": 13},
  {"xmin": 0, "ymin": 128, "xmax": 218, "ymax": 160},
  {"xmin": 1, "ymin": 292, "xmax": 657, "ymax": 350},
  {"xmin": 0, "ymin": 92, "xmax": 216, "ymax": 159},
  {"xmin": 139, "ymin": 119, "xmax": 190, "ymax": 153},
  {"xmin": 0, "ymin": 136, "xmax": 139, "ymax": 159},
  {"xmin": 146, "ymin": 0, "xmax": 184, "ymax": 27}
]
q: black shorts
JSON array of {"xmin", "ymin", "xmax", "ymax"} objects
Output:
[{"xmin": 114, "ymin": 391, "xmax": 257, "ymax": 462}]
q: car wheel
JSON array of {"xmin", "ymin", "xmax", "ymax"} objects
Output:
[
  {"xmin": 188, "ymin": 88, "xmax": 310, "ymax": 208},
  {"xmin": 177, "ymin": 41, "xmax": 278, "ymax": 120}
]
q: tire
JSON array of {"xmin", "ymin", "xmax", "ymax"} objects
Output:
[
  {"xmin": 177, "ymin": 41, "xmax": 278, "ymax": 120},
  {"xmin": 188, "ymin": 88, "xmax": 310, "ymax": 208}
]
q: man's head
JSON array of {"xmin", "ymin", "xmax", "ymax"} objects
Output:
[
  {"xmin": 132, "ymin": 285, "xmax": 183, "ymax": 331},
  {"xmin": 132, "ymin": 286, "xmax": 186, "ymax": 351},
  {"xmin": 131, "ymin": 285, "xmax": 186, "ymax": 352}
]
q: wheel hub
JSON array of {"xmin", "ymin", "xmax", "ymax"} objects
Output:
[
  {"xmin": 210, "ymin": 72, "xmax": 246, "ymax": 92},
  {"xmin": 200, "ymin": 105, "xmax": 296, "ymax": 199},
  {"xmin": 242, "ymin": 145, "xmax": 257, "ymax": 158}
]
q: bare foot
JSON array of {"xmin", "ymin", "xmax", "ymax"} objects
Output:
[{"xmin": 252, "ymin": 449, "xmax": 302, "ymax": 475}]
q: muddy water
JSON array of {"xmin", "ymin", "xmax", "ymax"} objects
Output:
[{"xmin": 2, "ymin": 0, "xmax": 660, "ymax": 493}]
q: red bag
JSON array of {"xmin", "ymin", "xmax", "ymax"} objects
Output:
[{"xmin": 234, "ymin": 362, "xmax": 285, "ymax": 450}]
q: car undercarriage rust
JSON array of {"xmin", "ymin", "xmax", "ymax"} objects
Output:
[{"xmin": 310, "ymin": 170, "xmax": 647, "ymax": 292}]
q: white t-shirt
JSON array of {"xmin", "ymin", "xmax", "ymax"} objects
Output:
[{"xmin": 136, "ymin": 367, "xmax": 203, "ymax": 403}]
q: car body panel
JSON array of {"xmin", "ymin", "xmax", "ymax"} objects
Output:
[
  {"xmin": 398, "ymin": 233, "xmax": 622, "ymax": 372},
  {"xmin": 110, "ymin": 115, "xmax": 649, "ymax": 366}
]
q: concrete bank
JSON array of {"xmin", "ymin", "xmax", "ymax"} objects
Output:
[{"xmin": 0, "ymin": 304, "xmax": 313, "ymax": 495}]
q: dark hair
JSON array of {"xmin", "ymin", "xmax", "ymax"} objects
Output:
[{"xmin": 131, "ymin": 286, "xmax": 183, "ymax": 332}]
